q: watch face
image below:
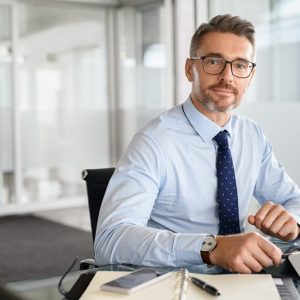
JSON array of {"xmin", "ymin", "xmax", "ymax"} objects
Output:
[{"xmin": 201, "ymin": 236, "xmax": 217, "ymax": 252}]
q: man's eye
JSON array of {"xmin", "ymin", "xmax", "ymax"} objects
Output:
[
  {"xmin": 207, "ymin": 58, "xmax": 222, "ymax": 65},
  {"xmin": 235, "ymin": 62, "xmax": 248, "ymax": 69}
]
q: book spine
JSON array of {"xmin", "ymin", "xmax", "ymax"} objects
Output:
[{"xmin": 174, "ymin": 269, "xmax": 189, "ymax": 300}]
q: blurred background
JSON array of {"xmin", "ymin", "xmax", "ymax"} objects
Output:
[{"xmin": 0, "ymin": 0, "xmax": 300, "ymax": 244}]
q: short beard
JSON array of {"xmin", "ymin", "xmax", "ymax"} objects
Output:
[
  {"xmin": 201, "ymin": 92, "xmax": 238, "ymax": 112},
  {"xmin": 196, "ymin": 83, "xmax": 239, "ymax": 112}
]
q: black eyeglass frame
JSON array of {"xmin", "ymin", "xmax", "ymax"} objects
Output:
[{"xmin": 190, "ymin": 56, "xmax": 256, "ymax": 78}]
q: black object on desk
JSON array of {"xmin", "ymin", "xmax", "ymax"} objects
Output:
[
  {"xmin": 64, "ymin": 273, "xmax": 95, "ymax": 300},
  {"xmin": 57, "ymin": 257, "xmax": 97, "ymax": 300},
  {"xmin": 191, "ymin": 276, "xmax": 220, "ymax": 296},
  {"xmin": 263, "ymin": 254, "xmax": 300, "ymax": 300},
  {"xmin": 264, "ymin": 255, "xmax": 299, "ymax": 279},
  {"xmin": 274, "ymin": 277, "xmax": 300, "ymax": 300}
]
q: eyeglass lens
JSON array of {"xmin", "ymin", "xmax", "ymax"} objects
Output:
[{"xmin": 202, "ymin": 57, "xmax": 254, "ymax": 78}]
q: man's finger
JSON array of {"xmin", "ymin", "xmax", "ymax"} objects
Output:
[
  {"xmin": 258, "ymin": 237, "xmax": 282, "ymax": 266},
  {"xmin": 244, "ymin": 255, "xmax": 264, "ymax": 273},
  {"xmin": 248, "ymin": 215, "xmax": 255, "ymax": 225},
  {"xmin": 260, "ymin": 204, "xmax": 284, "ymax": 230},
  {"xmin": 277, "ymin": 219, "xmax": 299, "ymax": 240},
  {"xmin": 267, "ymin": 212, "xmax": 290, "ymax": 235},
  {"xmin": 253, "ymin": 201, "xmax": 273, "ymax": 229},
  {"xmin": 252, "ymin": 248, "xmax": 274, "ymax": 268}
]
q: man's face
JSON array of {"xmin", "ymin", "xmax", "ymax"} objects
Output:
[{"xmin": 185, "ymin": 31, "xmax": 255, "ymax": 114}]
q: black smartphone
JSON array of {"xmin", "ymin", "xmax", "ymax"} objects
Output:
[{"xmin": 100, "ymin": 268, "xmax": 171, "ymax": 294}]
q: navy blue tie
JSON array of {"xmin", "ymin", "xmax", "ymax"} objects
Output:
[{"xmin": 213, "ymin": 131, "xmax": 241, "ymax": 235}]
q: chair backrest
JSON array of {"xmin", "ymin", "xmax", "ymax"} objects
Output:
[{"xmin": 81, "ymin": 168, "xmax": 115, "ymax": 242}]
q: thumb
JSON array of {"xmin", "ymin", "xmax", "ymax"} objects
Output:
[{"xmin": 248, "ymin": 215, "xmax": 255, "ymax": 225}]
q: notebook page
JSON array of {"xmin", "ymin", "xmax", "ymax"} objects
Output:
[{"xmin": 80, "ymin": 271, "xmax": 280, "ymax": 300}]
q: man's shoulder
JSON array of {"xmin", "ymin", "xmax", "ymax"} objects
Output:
[
  {"xmin": 232, "ymin": 114, "xmax": 265, "ymax": 138},
  {"xmin": 232, "ymin": 114, "xmax": 261, "ymax": 129},
  {"xmin": 139, "ymin": 104, "xmax": 185, "ymax": 137}
]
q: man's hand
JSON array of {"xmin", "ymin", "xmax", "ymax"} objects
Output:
[
  {"xmin": 248, "ymin": 201, "xmax": 300, "ymax": 241},
  {"xmin": 209, "ymin": 232, "xmax": 282, "ymax": 273}
]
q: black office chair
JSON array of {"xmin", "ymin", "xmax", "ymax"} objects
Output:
[{"xmin": 80, "ymin": 167, "xmax": 115, "ymax": 269}]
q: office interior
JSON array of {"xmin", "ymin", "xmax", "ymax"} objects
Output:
[{"xmin": 0, "ymin": 0, "xmax": 300, "ymax": 262}]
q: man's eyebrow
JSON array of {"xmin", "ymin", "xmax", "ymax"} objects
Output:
[
  {"xmin": 204, "ymin": 52, "xmax": 223, "ymax": 57},
  {"xmin": 235, "ymin": 56, "xmax": 252, "ymax": 61},
  {"xmin": 204, "ymin": 53, "xmax": 251, "ymax": 61}
]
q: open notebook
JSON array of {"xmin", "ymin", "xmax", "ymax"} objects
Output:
[{"xmin": 79, "ymin": 270, "xmax": 281, "ymax": 300}]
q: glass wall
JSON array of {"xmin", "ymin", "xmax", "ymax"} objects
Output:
[
  {"xmin": 0, "ymin": 0, "xmax": 171, "ymax": 211},
  {"xmin": 0, "ymin": 3, "xmax": 13, "ymax": 205},
  {"xmin": 117, "ymin": 2, "xmax": 171, "ymax": 156},
  {"xmin": 0, "ymin": 1, "xmax": 111, "ymax": 207},
  {"xmin": 269, "ymin": 0, "xmax": 300, "ymax": 102},
  {"xmin": 17, "ymin": 3, "xmax": 110, "ymax": 203}
]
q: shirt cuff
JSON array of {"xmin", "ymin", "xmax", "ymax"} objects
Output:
[{"xmin": 173, "ymin": 233, "xmax": 207, "ymax": 266}]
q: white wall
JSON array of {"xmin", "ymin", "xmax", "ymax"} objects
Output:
[{"xmin": 238, "ymin": 102, "xmax": 300, "ymax": 186}]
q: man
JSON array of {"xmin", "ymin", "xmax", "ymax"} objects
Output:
[{"xmin": 95, "ymin": 14, "xmax": 300, "ymax": 274}]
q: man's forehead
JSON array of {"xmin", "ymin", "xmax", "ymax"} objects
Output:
[{"xmin": 196, "ymin": 31, "xmax": 255, "ymax": 60}]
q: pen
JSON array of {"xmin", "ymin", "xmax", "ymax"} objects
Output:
[{"xmin": 191, "ymin": 277, "xmax": 220, "ymax": 296}]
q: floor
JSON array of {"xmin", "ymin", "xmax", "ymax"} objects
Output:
[{"xmin": 34, "ymin": 206, "xmax": 91, "ymax": 232}]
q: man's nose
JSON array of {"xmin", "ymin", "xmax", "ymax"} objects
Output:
[{"xmin": 218, "ymin": 62, "xmax": 233, "ymax": 82}]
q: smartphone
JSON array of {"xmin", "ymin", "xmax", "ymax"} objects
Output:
[{"xmin": 100, "ymin": 268, "xmax": 171, "ymax": 294}]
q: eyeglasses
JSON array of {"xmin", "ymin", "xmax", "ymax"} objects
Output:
[{"xmin": 190, "ymin": 56, "xmax": 256, "ymax": 78}]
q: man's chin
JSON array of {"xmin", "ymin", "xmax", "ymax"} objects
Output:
[
  {"xmin": 204, "ymin": 101, "xmax": 237, "ymax": 113},
  {"xmin": 215, "ymin": 103, "xmax": 237, "ymax": 112},
  {"xmin": 201, "ymin": 93, "xmax": 239, "ymax": 112}
]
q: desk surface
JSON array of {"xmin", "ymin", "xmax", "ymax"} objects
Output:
[
  {"xmin": 6, "ymin": 237, "xmax": 300, "ymax": 300},
  {"xmin": 7, "ymin": 265, "xmax": 156, "ymax": 300}
]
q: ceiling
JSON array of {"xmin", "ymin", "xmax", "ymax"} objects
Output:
[{"xmin": 49, "ymin": 0, "xmax": 162, "ymax": 7}]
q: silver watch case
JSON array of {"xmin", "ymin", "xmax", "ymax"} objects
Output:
[{"xmin": 201, "ymin": 235, "xmax": 217, "ymax": 253}]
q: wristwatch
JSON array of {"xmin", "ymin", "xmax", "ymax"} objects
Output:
[{"xmin": 200, "ymin": 235, "xmax": 218, "ymax": 265}]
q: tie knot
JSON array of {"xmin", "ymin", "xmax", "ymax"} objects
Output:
[{"xmin": 213, "ymin": 130, "xmax": 229, "ymax": 148}]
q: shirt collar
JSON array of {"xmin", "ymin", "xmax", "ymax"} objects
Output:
[{"xmin": 182, "ymin": 97, "xmax": 233, "ymax": 142}]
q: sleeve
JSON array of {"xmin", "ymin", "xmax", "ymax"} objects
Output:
[
  {"xmin": 253, "ymin": 128, "xmax": 300, "ymax": 224},
  {"xmin": 94, "ymin": 132, "xmax": 204, "ymax": 267}
]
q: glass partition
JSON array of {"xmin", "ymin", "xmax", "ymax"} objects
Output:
[
  {"xmin": 0, "ymin": 3, "xmax": 13, "ymax": 205},
  {"xmin": 17, "ymin": 3, "xmax": 110, "ymax": 203},
  {"xmin": 1, "ymin": 0, "xmax": 172, "ymax": 208},
  {"xmin": 117, "ymin": 2, "xmax": 170, "ymax": 156}
]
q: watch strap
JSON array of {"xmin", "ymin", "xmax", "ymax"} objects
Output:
[
  {"xmin": 200, "ymin": 235, "xmax": 218, "ymax": 265},
  {"xmin": 201, "ymin": 250, "xmax": 212, "ymax": 265}
]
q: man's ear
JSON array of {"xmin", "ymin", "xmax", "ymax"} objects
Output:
[{"xmin": 185, "ymin": 58, "xmax": 194, "ymax": 82}]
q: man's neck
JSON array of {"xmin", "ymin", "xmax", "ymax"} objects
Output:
[{"xmin": 191, "ymin": 97, "xmax": 231, "ymax": 127}]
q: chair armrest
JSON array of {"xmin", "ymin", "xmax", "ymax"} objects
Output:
[{"xmin": 79, "ymin": 258, "xmax": 99, "ymax": 270}]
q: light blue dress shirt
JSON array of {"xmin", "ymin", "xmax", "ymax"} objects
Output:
[{"xmin": 95, "ymin": 97, "xmax": 300, "ymax": 267}]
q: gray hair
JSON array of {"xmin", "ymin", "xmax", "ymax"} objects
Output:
[{"xmin": 190, "ymin": 14, "xmax": 255, "ymax": 57}]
